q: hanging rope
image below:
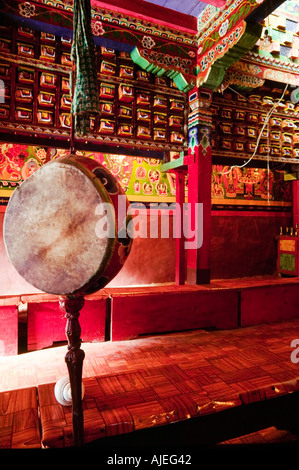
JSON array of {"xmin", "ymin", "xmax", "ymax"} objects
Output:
[{"xmin": 71, "ymin": 0, "xmax": 100, "ymax": 140}]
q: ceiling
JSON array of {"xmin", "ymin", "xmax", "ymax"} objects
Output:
[{"xmin": 143, "ymin": 0, "xmax": 207, "ymax": 17}]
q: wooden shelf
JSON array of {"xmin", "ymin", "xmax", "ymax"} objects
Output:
[
  {"xmin": 212, "ymin": 149, "xmax": 299, "ymax": 165},
  {"xmin": 0, "ymin": 23, "xmax": 188, "ymax": 153},
  {"xmin": 211, "ymin": 93, "xmax": 299, "ymax": 166}
]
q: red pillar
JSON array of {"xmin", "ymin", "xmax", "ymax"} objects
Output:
[
  {"xmin": 174, "ymin": 169, "xmax": 187, "ymax": 285},
  {"xmin": 186, "ymin": 87, "xmax": 213, "ymax": 285},
  {"xmin": 292, "ymin": 181, "xmax": 299, "ymax": 228}
]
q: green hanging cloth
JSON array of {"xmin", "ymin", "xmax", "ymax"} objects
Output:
[{"xmin": 71, "ymin": 0, "xmax": 100, "ymax": 137}]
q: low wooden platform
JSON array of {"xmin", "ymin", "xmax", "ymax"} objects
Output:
[
  {"xmin": 1, "ymin": 317, "xmax": 299, "ymax": 448},
  {"xmin": 2, "ymin": 275, "xmax": 299, "ymax": 355}
]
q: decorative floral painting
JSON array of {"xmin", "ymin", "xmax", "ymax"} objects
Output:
[
  {"xmin": 0, "ymin": 143, "xmax": 292, "ymax": 208},
  {"xmin": 0, "ymin": 144, "xmax": 177, "ymax": 203},
  {"xmin": 212, "ymin": 165, "xmax": 292, "ymax": 205}
]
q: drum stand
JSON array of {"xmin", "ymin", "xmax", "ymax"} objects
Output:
[
  {"xmin": 57, "ymin": 67, "xmax": 86, "ymax": 447},
  {"xmin": 56, "ymin": 41, "xmax": 87, "ymax": 447},
  {"xmin": 59, "ymin": 295, "xmax": 85, "ymax": 447}
]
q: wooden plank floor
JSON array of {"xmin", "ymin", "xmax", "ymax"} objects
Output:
[
  {"xmin": 1, "ymin": 316, "xmax": 299, "ymax": 394},
  {"xmin": 1, "ymin": 317, "xmax": 299, "ymax": 448},
  {"xmin": 218, "ymin": 426, "xmax": 299, "ymax": 446},
  {"xmin": 0, "ymin": 387, "xmax": 41, "ymax": 449}
]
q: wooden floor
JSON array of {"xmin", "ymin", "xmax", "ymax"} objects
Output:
[
  {"xmin": 219, "ymin": 426, "xmax": 299, "ymax": 446},
  {"xmin": 1, "ymin": 316, "xmax": 299, "ymax": 448},
  {"xmin": 1, "ymin": 316, "xmax": 298, "ymax": 393}
]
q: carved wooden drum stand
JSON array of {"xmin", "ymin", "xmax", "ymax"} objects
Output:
[{"xmin": 4, "ymin": 154, "xmax": 132, "ymax": 447}]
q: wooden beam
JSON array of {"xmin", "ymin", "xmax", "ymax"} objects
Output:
[
  {"xmin": 0, "ymin": 132, "xmax": 166, "ymax": 159},
  {"xmin": 92, "ymin": 0, "xmax": 198, "ymax": 33},
  {"xmin": 200, "ymin": 0, "xmax": 226, "ymax": 6}
]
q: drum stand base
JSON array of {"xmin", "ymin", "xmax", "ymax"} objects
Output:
[{"xmin": 59, "ymin": 295, "xmax": 85, "ymax": 447}]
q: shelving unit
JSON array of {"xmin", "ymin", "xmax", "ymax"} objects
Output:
[
  {"xmin": 0, "ymin": 22, "xmax": 188, "ymax": 154},
  {"xmin": 211, "ymin": 89, "xmax": 299, "ymax": 165}
]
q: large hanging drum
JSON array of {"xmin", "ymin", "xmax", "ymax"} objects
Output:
[{"xmin": 3, "ymin": 154, "xmax": 132, "ymax": 296}]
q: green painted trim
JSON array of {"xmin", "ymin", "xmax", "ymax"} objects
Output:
[
  {"xmin": 204, "ymin": 22, "xmax": 263, "ymax": 90},
  {"xmin": 173, "ymin": 74, "xmax": 190, "ymax": 92},
  {"xmin": 130, "ymin": 47, "xmax": 151, "ymax": 69},
  {"xmin": 161, "ymin": 155, "xmax": 185, "ymax": 172},
  {"xmin": 130, "ymin": 47, "xmax": 193, "ymax": 92}
]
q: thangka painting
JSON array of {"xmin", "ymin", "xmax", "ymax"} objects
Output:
[
  {"xmin": 91, "ymin": 153, "xmax": 178, "ymax": 202},
  {"xmin": 212, "ymin": 165, "xmax": 292, "ymax": 208},
  {"xmin": 0, "ymin": 143, "xmax": 292, "ymax": 208},
  {"xmin": 0, "ymin": 144, "xmax": 178, "ymax": 204}
]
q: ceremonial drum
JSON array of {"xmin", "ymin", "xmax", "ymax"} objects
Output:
[{"xmin": 4, "ymin": 154, "xmax": 132, "ymax": 296}]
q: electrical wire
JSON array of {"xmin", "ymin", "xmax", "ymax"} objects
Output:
[{"xmin": 219, "ymin": 83, "xmax": 289, "ymax": 176}]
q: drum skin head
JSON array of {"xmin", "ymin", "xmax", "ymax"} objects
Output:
[{"xmin": 3, "ymin": 156, "xmax": 129, "ymax": 296}]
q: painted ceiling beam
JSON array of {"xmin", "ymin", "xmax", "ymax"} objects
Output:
[
  {"xmin": 202, "ymin": 22, "xmax": 263, "ymax": 90},
  {"xmin": 196, "ymin": 0, "xmax": 287, "ymax": 89},
  {"xmin": 1, "ymin": 0, "xmax": 198, "ymax": 89},
  {"xmin": 200, "ymin": 0, "xmax": 227, "ymax": 7},
  {"xmin": 220, "ymin": 0, "xmax": 299, "ymax": 92},
  {"xmin": 1, "ymin": 0, "xmax": 290, "ymax": 95},
  {"xmin": 130, "ymin": 47, "xmax": 192, "ymax": 92},
  {"xmin": 91, "ymin": 0, "xmax": 198, "ymax": 34},
  {"xmin": 245, "ymin": 0, "xmax": 288, "ymax": 23}
]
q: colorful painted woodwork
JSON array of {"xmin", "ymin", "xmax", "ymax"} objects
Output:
[
  {"xmin": 186, "ymin": 87, "xmax": 213, "ymax": 284},
  {"xmin": 196, "ymin": 0, "xmax": 273, "ymax": 87},
  {"xmin": 0, "ymin": 0, "xmax": 297, "ymax": 299},
  {"xmin": 277, "ymin": 223, "xmax": 299, "ymax": 276},
  {"xmin": 211, "ymin": 89, "xmax": 299, "ymax": 164},
  {"xmin": 220, "ymin": 1, "xmax": 299, "ymax": 91},
  {"xmin": 0, "ymin": 21, "xmax": 187, "ymax": 153},
  {"xmin": 0, "ymin": 0, "xmax": 298, "ymax": 165},
  {"xmin": 0, "ymin": 0, "xmax": 198, "ymax": 89}
]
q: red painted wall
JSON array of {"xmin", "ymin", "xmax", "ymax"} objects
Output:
[
  {"xmin": 0, "ymin": 210, "xmax": 292, "ymax": 296},
  {"xmin": 0, "ymin": 209, "xmax": 294, "ymax": 353},
  {"xmin": 0, "ymin": 212, "xmax": 41, "ymax": 296},
  {"xmin": 0, "ymin": 304, "xmax": 18, "ymax": 355},
  {"xmin": 210, "ymin": 213, "xmax": 292, "ymax": 279},
  {"xmin": 0, "ymin": 211, "xmax": 176, "ymax": 295}
]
